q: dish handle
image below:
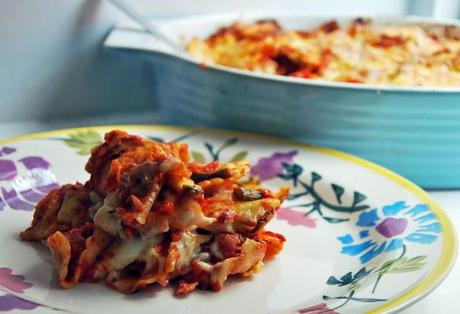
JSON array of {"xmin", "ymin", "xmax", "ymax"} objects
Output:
[{"xmin": 104, "ymin": 23, "xmax": 184, "ymax": 59}]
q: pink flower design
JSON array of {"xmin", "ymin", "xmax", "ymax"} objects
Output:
[
  {"xmin": 298, "ymin": 303, "xmax": 338, "ymax": 313},
  {"xmin": 277, "ymin": 207, "xmax": 316, "ymax": 228},
  {"xmin": 250, "ymin": 150, "xmax": 298, "ymax": 181},
  {"xmin": 0, "ymin": 268, "xmax": 33, "ymax": 293}
]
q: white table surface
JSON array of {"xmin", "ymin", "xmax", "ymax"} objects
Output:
[{"xmin": 0, "ymin": 116, "xmax": 458, "ymax": 314}]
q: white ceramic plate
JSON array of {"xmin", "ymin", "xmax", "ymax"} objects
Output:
[{"xmin": 0, "ymin": 125, "xmax": 456, "ymax": 314}]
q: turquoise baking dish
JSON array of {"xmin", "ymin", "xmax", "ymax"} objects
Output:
[{"xmin": 104, "ymin": 13, "xmax": 460, "ymax": 188}]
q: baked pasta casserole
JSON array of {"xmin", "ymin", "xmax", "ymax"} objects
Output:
[
  {"xmin": 20, "ymin": 130, "xmax": 287, "ymax": 295},
  {"xmin": 186, "ymin": 18, "xmax": 460, "ymax": 86}
]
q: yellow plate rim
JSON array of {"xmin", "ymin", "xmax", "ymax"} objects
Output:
[{"xmin": 0, "ymin": 124, "xmax": 456, "ymax": 314}]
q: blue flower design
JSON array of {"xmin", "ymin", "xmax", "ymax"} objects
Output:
[{"xmin": 337, "ymin": 201, "xmax": 441, "ymax": 263}]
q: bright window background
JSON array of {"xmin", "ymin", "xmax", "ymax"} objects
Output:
[{"xmin": 120, "ymin": 0, "xmax": 460, "ymax": 18}]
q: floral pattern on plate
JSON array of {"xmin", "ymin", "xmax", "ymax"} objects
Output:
[
  {"xmin": 0, "ymin": 126, "xmax": 454, "ymax": 314},
  {"xmin": 0, "ymin": 146, "xmax": 58, "ymax": 212},
  {"xmin": 338, "ymin": 202, "xmax": 441, "ymax": 263},
  {"xmin": 0, "ymin": 268, "xmax": 38, "ymax": 312}
]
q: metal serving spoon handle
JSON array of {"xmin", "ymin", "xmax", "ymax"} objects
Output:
[{"xmin": 107, "ymin": 0, "xmax": 187, "ymax": 56}]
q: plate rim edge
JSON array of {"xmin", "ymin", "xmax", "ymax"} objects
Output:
[{"xmin": 0, "ymin": 124, "xmax": 456, "ymax": 314}]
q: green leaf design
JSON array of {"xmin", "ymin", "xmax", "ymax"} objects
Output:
[
  {"xmin": 331, "ymin": 183, "xmax": 345, "ymax": 204},
  {"xmin": 323, "ymin": 216, "xmax": 349, "ymax": 223},
  {"xmin": 323, "ymin": 293, "xmax": 386, "ymax": 303},
  {"xmin": 148, "ymin": 132, "xmax": 198, "ymax": 143},
  {"xmin": 353, "ymin": 204, "xmax": 371, "ymax": 211},
  {"xmin": 191, "ymin": 151, "xmax": 206, "ymax": 163},
  {"xmin": 385, "ymin": 256, "xmax": 427, "ymax": 273},
  {"xmin": 287, "ymin": 191, "xmax": 310, "ymax": 200},
  {"xmin": 219, "ymin": 137, "xmax": 238, "ymax": 150},
  {"xmin": 353, "ymin": 191, "xmax": 367, "ymax": 204},
  {"xmin": 211, "ymin": 137, "xmax": 239, "ymax": 161},
  {"xmin": 281, "ymin": 163, "xmax": 303, "ymax": 180},
  {"xmin": 311, "ymin": 172, "xmax": 322, "ymax": 182},
  {"xmin": 230, "ymin": 150, "xmax": 248, "ymax": 162},
  {"xmin": 171, "ymin": 131, "xmax": 198, "ymax": 143},
  {"xmin": 148, "ymin": 136, "xmax": 165, "ymax": 143},
  {"xmin": 326, "ymin": 267, "xmax": 372, "ymax": 287},
  {"xmin": 58, "ymin": 130, "xmax": 102, "ymax": 155},
  {"xmin": 204, "ymin": 142, "xmax": 214, "ymax": 154},
  {"xmin": 278, "ymin": 174, "xmax": 292, "ymax": 180},
  {"xmin": 340, "ymin": 272, "xmax": 353, "ymax": 285},
  {"xmin": 371, "ymin": 247, "xmax": 426, "ymax": 294},
  {"xmin": 326, "ymin": 276, "xmax": 342, "ymax": 285},
  {"xmin": 354, "ymin": 267, "xmax": 371, "ymax": 281},
  {"xmin": 348, "ymin": 297, "xmax": 387, "ymax": 302},
  {"xmin": 322, "ymin": 295, "xmax": 333, "ymax": 301},
  {"xmin": 376, "ymin": 259, "xmax": 394, "ymax": 275},
  {"xmin": 291, "ymin": 164, "xmax": 303, "ymax": 176}
]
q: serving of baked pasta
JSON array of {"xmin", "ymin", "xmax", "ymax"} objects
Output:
[
  {"xmin": 20, "ymin": 130, "xmax": 288, "ymax": 295},
  {"xmin": 186, "ymin": 18, "xmax": 460, "ymax": 86}
]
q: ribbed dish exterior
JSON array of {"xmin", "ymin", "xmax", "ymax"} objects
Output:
[{"xmin": 146, "ymin": 54, "xmax": 460, "ymax": 189}]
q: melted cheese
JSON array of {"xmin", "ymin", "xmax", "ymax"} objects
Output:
[
  {"xmin": 106, "ymin": 236, "xmax": 162, "ymax": 270},
  {"xmin": 93, "ymin": 195, "xmax": 122, "ymax": 236},
  {"xmin": 172, "ymin": 198, "xmax": 215, "ymax": 230},
  {"xmin": 187, "ymin": 20, "xmax": 460, "ymax": 87},
  {"xmin": 57, "ymin": 193, "xmax": 82, "ymax": 224},
  {"xmin": 21, "ymin": 129, "xmax": 287, "ymax": 295},
  {"xmin": 174, "ymin": 232, "xmax": 210, "ymax": 275},
  {"xmin": 195, "ymin": 238, "xmax": 266, "ymax": 289}
]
